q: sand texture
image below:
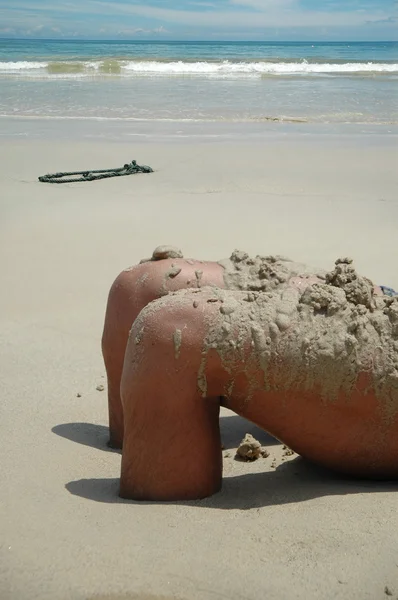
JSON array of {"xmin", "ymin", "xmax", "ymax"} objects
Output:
[
  {"xmin": 202, "ymin": 255, "xmax": 398, "ymax": 408},
  {"xmin": 1, "ymin": 130, "xmax": 398, "ymax": 600}
]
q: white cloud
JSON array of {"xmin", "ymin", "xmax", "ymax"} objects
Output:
[
  {"xmin": 229, "ymin": 0, "xmax": 296, "ymax": 9},
  {"xmin": 0, "ymin": 0, "xmax": 395, "ymax": 37},
  {"xmin": 87, "ymin": 0, "xmax": 389, "ymax": 28},
  {"xmin": 25, "ymin": 24, "xmax": 64, "ymax": 36},
  {"xmin": 115, "ymin": 25, "xmax": 169, "ymax": 37},
  {"xmin": 366, "ymin": 15, "xmax": 397, "ymax": 23}
]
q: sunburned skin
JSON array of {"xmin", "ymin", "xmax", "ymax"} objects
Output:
[{"xmin": 102, "ymin": 247, "xmax": 398, "ymax": 501}]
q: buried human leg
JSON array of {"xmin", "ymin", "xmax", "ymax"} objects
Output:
[
  {"xmin": 120, "ymin": 273, "xmax": 398, "ymax": 500},
  {"xmin": 102, "ymin": 247, "xmax": 332, "ymax": 449},
  {"xmin": 102, "ymin": 247, "xmax": 226, "ymax": 448},
  {"xmin": 103, "ymin": 247, "xmax": 396, "ymax": 456},
  {"xmin": 119, "ymin": 288, "xmax": 227, "ymax": 500},
  {"xmin": 102, "ymin": 247, "xmax": 333, "ymax": 449}
]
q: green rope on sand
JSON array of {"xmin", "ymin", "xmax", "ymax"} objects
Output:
[{"xmin": 38, "ymin": 160, "xmax": 153, "ymax": 184}]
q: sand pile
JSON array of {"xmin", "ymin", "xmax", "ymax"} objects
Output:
[{"xmin": 200, "ymin": 252, "xmax": 398, "ymax": 416}]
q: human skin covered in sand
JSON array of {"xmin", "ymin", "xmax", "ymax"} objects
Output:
[
  {"xmin": 102, "ymin": 247, "xmax": 322, "ymax": 448},
  {"xmin": 102, "ymin": 247, "xmax": 398, "ymax": 501}
]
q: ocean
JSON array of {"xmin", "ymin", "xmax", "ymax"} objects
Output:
[{"xmin": 0, "ymin": 39, "xmax": 397, "ymax": 133}]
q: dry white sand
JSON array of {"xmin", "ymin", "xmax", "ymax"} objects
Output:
[{"xmin": 1, "ymin": 131, "xmax": 398, "ymax": 600}]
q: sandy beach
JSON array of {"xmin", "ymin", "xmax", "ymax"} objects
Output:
[{"xmin": 1, "ymin": 124, "xmax": 398, "ymax": 600}]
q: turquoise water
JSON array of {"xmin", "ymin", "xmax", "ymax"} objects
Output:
[
  {"xmin": 0, "ymin": 39, "xmax": 397, "ymax": 124},
  {"xmin": 1, "ymin": 39, "xmax": 398, "ymax": 64}
]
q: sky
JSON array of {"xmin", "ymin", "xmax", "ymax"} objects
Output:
[{"xmin": 0, "ymin": 0, "xmax": 397, "ymax": 41}]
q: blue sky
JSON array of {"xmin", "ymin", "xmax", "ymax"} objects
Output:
[{"xmin": 0, "ymin": 0, "xmax": 397, "ymax": 40}]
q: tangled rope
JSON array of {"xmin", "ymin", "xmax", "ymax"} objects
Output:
[{"xmin": 38, "ymin": 160, "xmax": 153, "ymax": 184}]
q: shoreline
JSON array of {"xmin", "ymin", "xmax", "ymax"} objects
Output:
[{"xmin": 1, "ymin": 115, "xmax": 398, "ymax": 143}]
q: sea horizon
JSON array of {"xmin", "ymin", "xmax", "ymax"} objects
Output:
[{"xmin": 1, "ymin": 37, "xmax": 397, "ymax": 42}]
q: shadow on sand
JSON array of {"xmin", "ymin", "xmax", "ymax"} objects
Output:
[
  {"xmin": 64, "ymin": 458, "xmax": 397, "ymax": 510},
  {"xmin": 52, "ymin": 415, "xmax": 278, "ymax": 454},
  {"xmin": 52, "ymin": 422, "xmax": 120, "ymax": 453},
  {"xmin": 55, "ymin": 418, "xmax": 397, "ymax": 510}
]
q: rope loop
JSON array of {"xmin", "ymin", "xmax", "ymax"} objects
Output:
[{"xmin": 38, "ymin": 160, "xmax": 153, "ymax": 184}]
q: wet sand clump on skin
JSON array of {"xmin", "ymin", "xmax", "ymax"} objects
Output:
[
  {"xmin": 205, "ymin": 252, "xmax": 398, "ymax": 417},
  {"xmin": 140, "ymin": 245, "xmax": 184, "ymax": 264},
  {"xmin": 219, "ymin": 249, "xmax": 326, "ymax": 293}
]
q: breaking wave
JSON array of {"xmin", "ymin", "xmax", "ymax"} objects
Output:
[{"xmin": 1, "ymin": 59, "xmax": 397, "ymax": 78}]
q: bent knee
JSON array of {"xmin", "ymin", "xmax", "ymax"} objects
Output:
[
  {"xmin": 129, "ymin": 258, "xmax": 225, "ymax": 301},
  {"xmin": 122, "ymin": 290, "xmax": 231, "ymax": 406},
  {"xmin": 103, "ymin": 258, "xmax": 225, "ymax": 343},
  {"xmin": 129, "ymin": 289, "xmax": 209, "ymax": 344},
  {"xmin": 125, "ymin": 289, "xmax": 224, "ymax": 365}
]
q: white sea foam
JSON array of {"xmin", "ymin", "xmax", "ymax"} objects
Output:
[
  {"xmin": 122, "ymin": 60, "xmax": 398, "ymax": 75},
  {"xmin": 0, "ymin": 59, "xmax": 397, "ymax": 78},
  {"xmin": 0, "ymin": 61, "xmax": 47, "ymax": 70}
]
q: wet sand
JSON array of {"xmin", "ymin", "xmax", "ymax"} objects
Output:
[{"xmin": 1, "ymin": 130, "xmax": 398, "ymax": 599}]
